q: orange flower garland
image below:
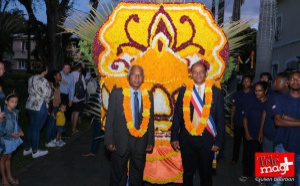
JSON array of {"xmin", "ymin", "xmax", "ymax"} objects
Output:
[
  {"xmin": 123, "ymin": 84, "xmax": 151, "ymax": 137},
  {"xmin": 183, "ymin": 78, "xmax": 213, "ymax": 136}
]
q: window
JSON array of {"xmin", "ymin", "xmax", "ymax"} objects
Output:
[
  {"xmin": 275, "ymin": 15, "xmax": 282, "ymax": 41},
  {"xmin": 21, "ymin": 41, "xmax": 29, "ymax": 51},
  {"xmin": 18, "ymin": 59, "xmax": 26, "ymax": 69}
]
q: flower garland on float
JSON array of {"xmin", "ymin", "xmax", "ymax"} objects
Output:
[
  {"xmin": 183, "ymin": 78, "xmax": 213, "ymax": 136},
  {"xmin": 122, "ymin": 82, "xmax": 152, "ymax": 137},
  {"xmin": 92, "ymin": 2, "xmax": 229, "ymax": 184}
]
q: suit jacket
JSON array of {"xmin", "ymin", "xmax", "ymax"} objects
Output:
[
  {"xmin": 104, "ymin": 87, "xmax": 155, "ymax": 156},
  {"xmin": 171, "ymin": 85, "xmax": 225, "ymax": 149}
]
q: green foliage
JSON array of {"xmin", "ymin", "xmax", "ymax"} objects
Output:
[
  {"xmin": 5, "ymin": 71, "xmax": 32, "ymax": 80},
  {"xmin": 78, "ymin": 40, "xmax": 93, "ymax": 62},
  {"xmin": 0, "ymin": 9, "xmax": 26, "ymax": 60},
  {"xmin": 221, "ymin": 57, "xmax": 236, "ymax": 83},
  {"xmin": 61, "ymin": 3, "xmax": 117, "ymax": 76}
]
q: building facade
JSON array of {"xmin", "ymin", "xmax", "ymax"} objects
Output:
[
  {"xmin": 272, "ymin": 0, "xmax": 300, "ymax": 75},
  {"xmin": 11, "ymin": 34, "xmax": 36, "ymax": 70}
]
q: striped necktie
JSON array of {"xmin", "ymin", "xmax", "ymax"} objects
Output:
[{"xmin": 192, "ymin": 86, "xmax": 201, "ymax": 127}]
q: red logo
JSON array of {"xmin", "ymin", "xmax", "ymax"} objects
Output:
[{"xmin": 255, "ymin": 153, "xmax": 295, "ymax": 177}]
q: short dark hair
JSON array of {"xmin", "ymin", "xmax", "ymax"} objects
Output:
[
  {"xmin": 73, "ymin": 62, "xmax": 82, "ymax": 71},
  {"xmin": 260, "ymin": 72, "xmax": 272, "ymax": 81},
  {"xmin": 276, "ymin": 72, "xmax": 289, "ymax": 80},
  {"xmin": 34, "ymin": 62, "xmax": 48, "ymax": 75},
  {"xmin": 289, "ymin": 71, "xmax": 300, "ymax": 79},
  {"xmin": 5, "ymin": 92, "xmax": 18, "ymax": 101},
  {"xmin": 242, "ymin": 75, "xmax": 253, "ymax": 83},
  {"xmin": 63, "ymin": 63, "xmax": 71, "ymax": 68},
  {"xmin": 59, "ymin": 102, "xmax": 67, "ymax": 108},
  {"xmin": 254, "ymin": 81, "xmax": 268, "ymax": 91}
]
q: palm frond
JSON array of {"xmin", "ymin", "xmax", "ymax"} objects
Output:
[
  {"xmin": 223, "ymin": 18, "xmax": 257, "ymax": 53},
  {"xmin": 61, "ymin": 2, "xmax": 115, "ymax": 42},
  {"xmin": 61, "ymin": 2, "xmax": 116, "ymax": 76},
  {"xmin": 61, "ymin": 3, "xmax": 256, "ymax": 123}
]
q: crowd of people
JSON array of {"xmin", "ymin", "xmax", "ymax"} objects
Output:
[
  {"xmin": 22, "ymin": 62, "xmax": 89, "ymax": 159},
  {"xmin": 0, "ymin": 61, "xmax": 99, "ymax": 186},
  {"xmin": 105, "ymin": 62, "xmax": 300, "ymax": 186},
  {"xmin": 231, "ymin": 71, "xmax": 300, "ymax": 186},
  {"xmin": 0, "ymin": 59, "xmax": 299, "ymax": 185}
]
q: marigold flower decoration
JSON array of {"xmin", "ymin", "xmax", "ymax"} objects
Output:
[
  {"xmin": 183, "ymin": 78, "xmax": 213, "ymax": 136},
  {"xmin": 122, "ymin": 82, "xmax": 152, "ymax": 137}
]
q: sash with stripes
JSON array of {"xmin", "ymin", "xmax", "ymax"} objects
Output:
[{"xmin": 190, "ymin": 86, "xmax": 217, "ymax": 137}]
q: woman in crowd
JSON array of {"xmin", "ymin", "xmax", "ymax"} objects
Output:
[
  {"xmin": 23, "ymin": 63, "xmax": 52, "ymax": 158},
  {"xmin": 239, "ymin": 81, "xmax": 268, "ymax": 183},
  {"xmin": 45, "ymin": 70, "xmax": 62, "ymax": 148}
]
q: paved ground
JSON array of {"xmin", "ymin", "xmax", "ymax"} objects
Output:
[{"xmin": 16, "ymin": 128, "xmax": 260, "ymax": 186}]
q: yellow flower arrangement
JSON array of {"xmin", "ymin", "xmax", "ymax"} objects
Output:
[
  {"xmin": 183, "ymin": 78, "xmax": 213, "ymax": 136},
  {"xmin": 92, "ymin": 2, "xmax": 228, "ymax": 184},
  {"xmin": 122, "ymin": 83, "xmax": 152, "ymax": 137},
  {"xmin": 144, "ymin": 173, "xmax": 183, "ymax": 185}
]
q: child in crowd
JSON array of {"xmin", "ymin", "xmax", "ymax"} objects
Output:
[
  {"xmin": 0, "ymin": 85, "xmax": 5, "ymax": 100},
  {"xmin": 56, "ymin": 103, "xmax": 67, "ymax": 147},
  {"xmin": 0, "ymin": 92, "xmax": 5, "ymax": 156},
  {"xmin": 1, "ymin": 93, "xmax": 24, "ymax": 186},
  {"xmin": 0, "ymin": 62, "xmax": 5, "ymax": 156}
]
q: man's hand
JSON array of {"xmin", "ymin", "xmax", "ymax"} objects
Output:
[
  {"xmin": 146, "ymin": 145, "xmax": 153, "ymax": 152},
  {"xmin": 245, "ymin": 133, "xmax": 253, "ymax": 141},
  {"xmin": 211, "ymin": 145, "xmax": 219, "ymax": 152},
  {"xmin": 62, "ymin": 79, "xmax": 68, "ymax": 85},
  {"xmin": 257, "ymin": 131, "xmax": 263, "ymax": 143},
  {"xmin": 106, "ymin": 144, "xmax": 116, "ymax": 152},
  {"xmin": 171, "ymin": 141, "xmax": 180, "ymax": 151},
  {"xmin": 230, "ymin": 122, "xmax": 234, "ymax": 131}
]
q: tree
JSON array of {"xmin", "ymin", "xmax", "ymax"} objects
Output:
[
  {"xmin": 217, "ymin": 0, "xmax": 225, "ymax": 25},
  {"xmin": 89, "ymin": 0, "xmax": 99, "ymax": 18},
  {"xmin": 18, "ymin": 0, "xmax": 74, "ymax": 70},
  {"xmin": 211, "ymin": 0, "xmax": 215, "ymax": 19},
  {"xmin": 0, "ymin": 2, "xmax": 26, "ymax": 61},
  {"xmin": 255, "ymin": 0, "xmax": 276, "ymax": 81},
  {"xmin": 232, "ymin": 0, "xmax": 245, "ymax": 21},
  {"xmin": 0, "ymin": 0, "xmax": 9, "ymax": 12}
]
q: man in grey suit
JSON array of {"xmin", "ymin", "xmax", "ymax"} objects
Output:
[{"xmin": 105, "ymin": 65, "xmax": 154, "ymax": 186}]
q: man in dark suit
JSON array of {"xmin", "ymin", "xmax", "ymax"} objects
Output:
[
  {"xmin": 171, "ymin": 62, "xmax": 225, "ymax": 186},
  {"xmin": 105, "ymin": 65, "xmax": 154, "ymax": 186}
]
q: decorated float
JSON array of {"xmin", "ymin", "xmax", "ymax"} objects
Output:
[{"xmin": 63, "ymin": 1, "xmax": 254, "ymax": 184}]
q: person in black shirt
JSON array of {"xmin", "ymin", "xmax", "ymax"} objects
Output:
[
  {"xmin": 230, "ymin": 75, "xmax": 254, "ymax": 164},
  {"xmin": 239, "ymin": 81, "xmax": 268, "ymax": 183}
]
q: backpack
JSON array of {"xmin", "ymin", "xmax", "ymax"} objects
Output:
[
  {"xmin": 74, "ymin": 73, "xmax": 86, "ymax": 99},
  {"xmin": 86, "ymin": 77, "xmax": 98, "ymax": 95}
]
